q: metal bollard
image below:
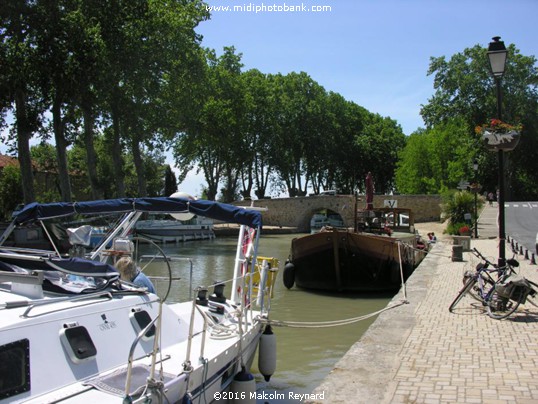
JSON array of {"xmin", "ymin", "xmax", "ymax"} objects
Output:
[
  {"xmin": 531, "ymin": 253, "xmax": 537, "ymax": 265},
  {"xmin": 525, "ymin": 249, "xmax": 529, "ymax": 260},
  {"xmin": 452, "ymin": 245, "xmax": 463, "ymax": 262}
]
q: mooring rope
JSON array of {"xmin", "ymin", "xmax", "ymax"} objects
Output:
[{"xmin": 260, "ymin": 299, "xmax": 408, "ymax": 329}]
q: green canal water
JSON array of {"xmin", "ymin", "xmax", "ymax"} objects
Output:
[{"xmin": 143, "ymin": 234, "xmax": 393, "ymax": 403}]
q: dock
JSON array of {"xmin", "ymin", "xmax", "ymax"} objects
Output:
[{"xmin": 311, "ymin": 203, "xmax": 538, "ymax": 403}]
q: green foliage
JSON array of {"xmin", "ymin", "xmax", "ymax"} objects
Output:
[
  {"xmin": 31, "ymin": 143, "xmax": 58, "ymax": 172},
  {"xmin": 5, "ymin": 4, "xmax": 537, "ymax": 202},
  {"xmin": 37, "ymin": 189, "xmax": 62, "ymax": 204},
  {"xmin": 395, "ymin": 118, "xmax": 477, "ymax": 194},
  {"xmin": 445, "ymin": 221, "xmax": 469, "ymax": 236},
  {"xmin": 1, "ymin": 0, "xmax": 208, "ymax": 201},
  {"xmin": 420, "ymin": 43, "xmax": 538, "ymax": 199},
  {"xmin": 441, "ymin": 190, "xmax": 482, "ymax": 234},
  {"xmin": 0, "ymin": 165, "xmax": 23, "ymax": 220},
  {"xmin": 356, "ymin": 113, "xmax": 406, "ymax": 194}
]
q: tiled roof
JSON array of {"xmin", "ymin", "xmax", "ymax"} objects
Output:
[{"xmin": 0, "ymin": 154, "xmax": 19, "ymax": 168}]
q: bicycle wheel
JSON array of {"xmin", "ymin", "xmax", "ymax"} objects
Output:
[
  {"xmin": 485, "ymin": 288, "xmax": 524, "ymax": 320},
  {"xmin": 449, "ymin": 277, "xmax": 478, "ymax": 312},
  {"xmin": 525, "ymin": 292, "xmax": 538, "ymax": 308},
  {"xmin": 468, "ymin": 273, "xmax": 495, "ymax": 303},
  {"xmin": 524, "ymin": 280, "xmax": 538, "ymax": 308}
]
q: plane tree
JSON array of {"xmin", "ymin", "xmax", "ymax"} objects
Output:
[
  {"xmin": 239, "ymin": 69, "xmax": 277, "ymax": 199},
  {"xmin": 173, "ymin": 47, "xmax": 246, "ymax": 201},
  {"xmin": 1, "ymin": 0, "xmax": 45, "ymax": 203},
  {"xmin": 356, "ymin": 113, "xmax": 406, "ymax": 194},
  {"xmin": 270, "ymin": 72, "xmax": 325, "ymax": 197},
  {"xmin": 419, "ymin": 42, "xmax": 538, "ymax": 199},
  {"xmin": 395, "ymin": 118, "xmax": 473, "ymax": 194},
  {"xmin": 331, "ymin": 100, "xmax": 369, "ymax": 194}
]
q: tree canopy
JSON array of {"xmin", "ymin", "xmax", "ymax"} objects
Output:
[
  {"xmin": 3, "ymin": 4, "xmax": 537, "ymax": 210},
  {"xmin": 396, "ymin": 42, "xmax": 538, "ymax": 199}
]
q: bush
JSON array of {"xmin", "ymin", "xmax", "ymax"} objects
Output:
[
  {"xmin": 441, "ymin": 190, "xmax": 483, "ymax": 235},
  {"xmin": 446, "ymin": 221, "xmax": 469, "ymax": 236},
  {"xmin": 0, "ymin": 165, "xmax": 23, "ymax": 220}
]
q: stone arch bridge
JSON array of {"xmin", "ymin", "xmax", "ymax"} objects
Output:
[{"xmin": 235, "ymin": 194, "xmax": 442, "ymax": 233}]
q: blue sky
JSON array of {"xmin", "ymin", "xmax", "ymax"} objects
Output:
[{"xmin": 197, "ymin": 0, "xmax": 538, "ymax": 136}]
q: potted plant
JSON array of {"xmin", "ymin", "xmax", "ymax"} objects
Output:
[
  {"xmin": 458, "ymin": 225, "xmax": 471, "ymax": 236},
  {"xmin": 475, "ymin": 119, "xmax": 522, "ymax": 151}
]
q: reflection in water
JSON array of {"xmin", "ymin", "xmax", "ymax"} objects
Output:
[{"xmin": 142, "ymin": 234, "xmax": 393, "ymax": 403}]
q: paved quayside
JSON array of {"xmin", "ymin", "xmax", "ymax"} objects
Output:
[{"xmin": 310, "ymin": 203, "xmax": 538, "ymax": 403}]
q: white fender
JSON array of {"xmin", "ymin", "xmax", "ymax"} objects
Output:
[
  {"xmin": 229, "ymin": 367, "xmax": 256, "ymax": 403},
  {"xmin": 258, "ymin": 325, "xmax": 276, "ymax": 382}
]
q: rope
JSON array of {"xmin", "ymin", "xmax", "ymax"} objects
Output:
[
  {"xmin": 260, "ymin": 299, "xmax": 408, "ymax": 329},
  {"xmin": 398, "ymin": 242, "xmax": 407, "ymax": 301}
]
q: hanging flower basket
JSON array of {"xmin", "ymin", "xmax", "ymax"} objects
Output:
[{"xmin": 475, "ymin": 119, "xmax": 522, "ymax": 151}]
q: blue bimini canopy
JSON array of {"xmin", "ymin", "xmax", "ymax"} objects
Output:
[{"xmin": 13, "ymin": 197, "xmax": 263, "ymax": 229}]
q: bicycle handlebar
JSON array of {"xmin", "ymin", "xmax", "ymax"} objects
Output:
[
  {"xmin": 471, "ymin": 247, "xmax": 518, "ymax": 273},
  {"xmin": 471, "ymin": 248, "xmax": 495, "ymax": 266}
]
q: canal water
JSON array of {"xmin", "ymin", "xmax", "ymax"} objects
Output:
[{"xmin": 142, "ymin": 234, "xmax": 393, "ymax": 403}]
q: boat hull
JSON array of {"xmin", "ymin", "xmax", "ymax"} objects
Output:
[
  {"xmin": 290, "ymin": 229, "xmax": 418, "ymax": 292},
  {"xmin": 134, "ymin": 220, "xmax": 215, "ymax": 243},
  {"xmin": 0, "ymin": 291, "xmax": 263, "ymax": 404}
]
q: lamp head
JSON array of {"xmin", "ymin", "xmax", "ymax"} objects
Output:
[{"xmin": 487, "ymin": 36, "xmax": 507, "ymax": 78}]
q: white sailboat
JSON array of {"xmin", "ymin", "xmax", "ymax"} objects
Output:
[{"xmin": 0, "ymin": 196, "xmax": 278, "ymax": 403}]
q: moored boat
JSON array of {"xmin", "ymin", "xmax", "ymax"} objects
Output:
[
  {"xmin": 134, "ymin": 216, "xmax": 215, "ymax": 243},
  {"xmin": 0, "ymin": 196, "xmax": 278, "ymax": 403},
  {"xmin": 284, "ymin": 206, "xmax": 427, "ymax": 292},
  {"xmin": 285, "ymin": 227, "xmax": 419, "ymax": 292}
]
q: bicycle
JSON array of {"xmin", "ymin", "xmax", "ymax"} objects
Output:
[{"xmin": 449, "ymin": 248, "xmax": 538, "ymax": 319}]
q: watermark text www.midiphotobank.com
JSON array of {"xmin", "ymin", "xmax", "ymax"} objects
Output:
[{"xmin": 206, "ymin": 1, "xmax": 333, "ymax": 14}]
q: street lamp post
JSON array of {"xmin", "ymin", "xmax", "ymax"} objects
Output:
[
  {"xmin": 473, "ymin": 159, "xmax": 478, "ymax": 239},
  {"xmin": 487, "ymin": 36, "xmax": 508, "ymax": 266}
]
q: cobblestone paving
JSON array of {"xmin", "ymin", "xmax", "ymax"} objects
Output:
[{"xmin": 390, "ymin": 239, "xmax": 538, "ymax": 404}]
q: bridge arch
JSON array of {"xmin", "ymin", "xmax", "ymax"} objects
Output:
[
  {"xmin": 236, "ymin": 195, "xmax": 357, "ymax": 232},
  {"xmin": 300, "ymin": 207, "xmax": 347, "ymax": 233}
]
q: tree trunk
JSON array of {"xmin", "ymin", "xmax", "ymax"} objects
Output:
[
  {"xmin": 14, "ymin": 88, "xmax": 35, "ymax": 203},
  {"xmin": 52, "ymin": 97, "xmax": 72, "ymax": 202},
  {"xmin": 131, "ymin": 136, "xmax": 147, "ymax": 197},
  {"xmin": 111, "ymin": 107, "xmax": 125, "ymax": 197},
  {"xmin": 82, "ymin": 106, "xmax": 102, "ymax": 200}
]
